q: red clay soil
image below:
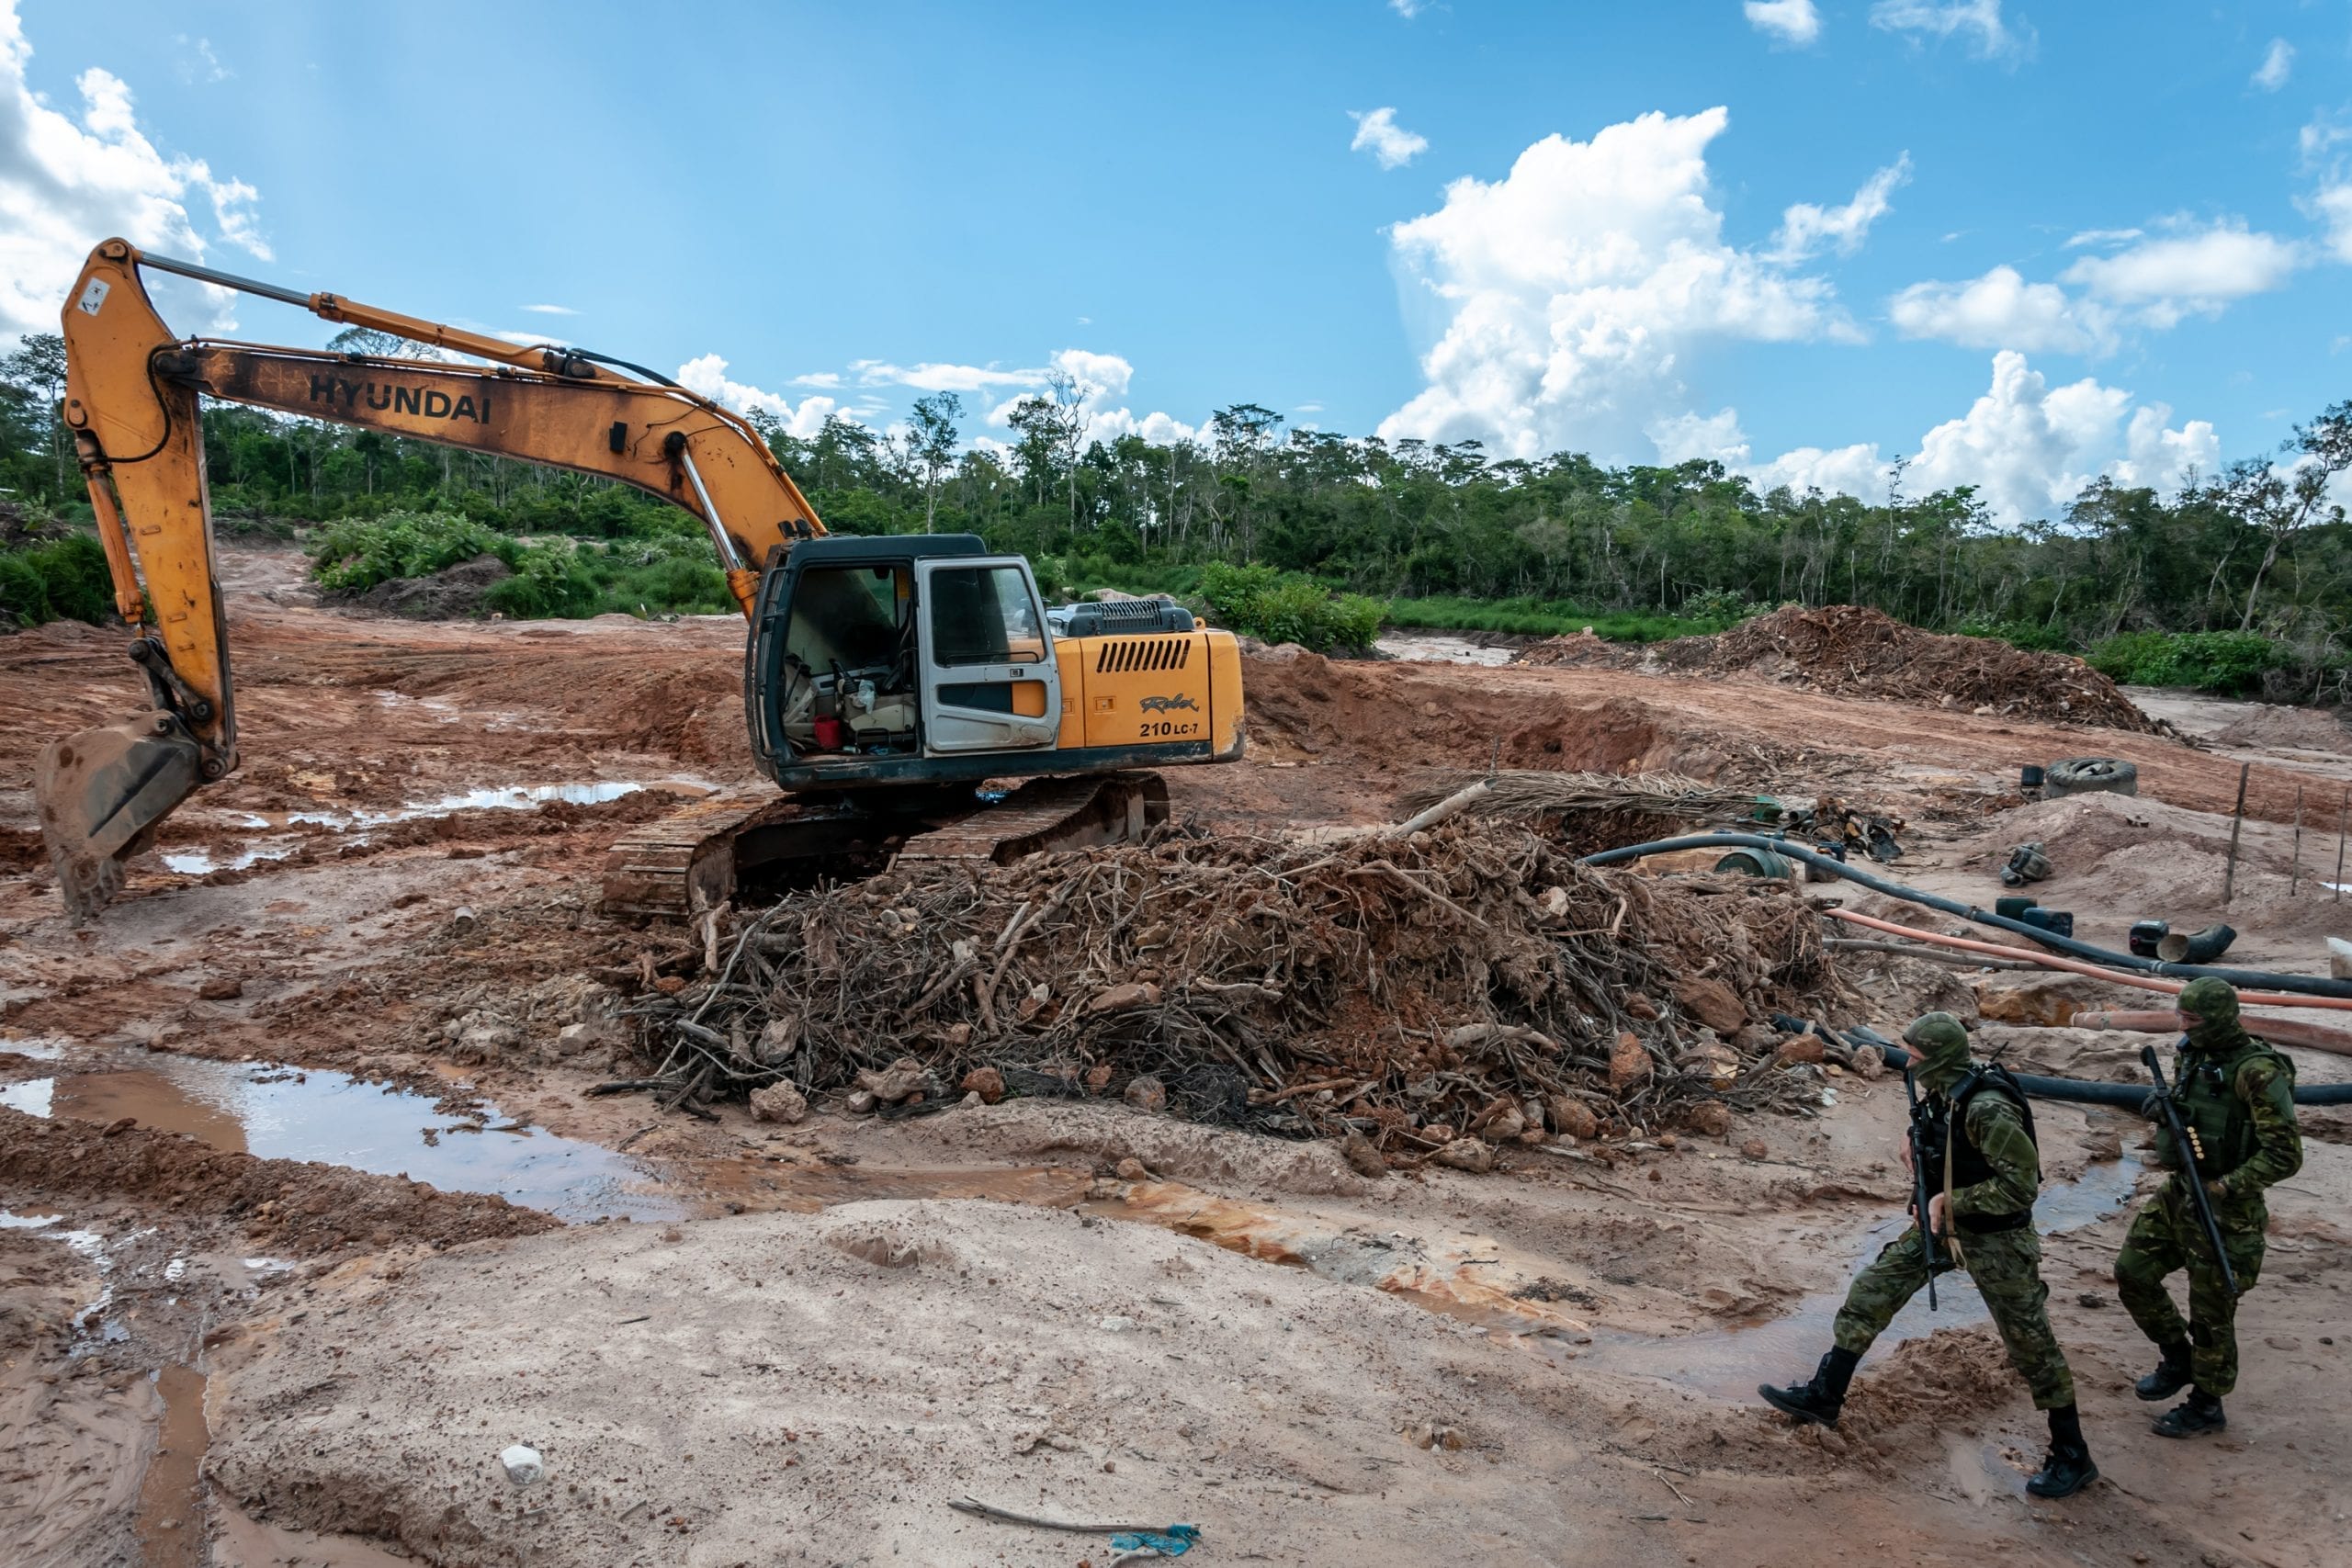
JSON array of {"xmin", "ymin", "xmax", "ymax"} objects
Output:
[{"xmin": 0, "ymin": 1108, "xmax": 560, "ymax": 1254}]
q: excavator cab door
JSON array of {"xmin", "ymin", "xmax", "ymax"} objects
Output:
[{"xmin": 912, "ymin": 557, "xmax": 1060, "ymax": 754}]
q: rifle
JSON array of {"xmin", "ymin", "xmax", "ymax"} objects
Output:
[
  {"xmin": 1903, "ymin": 1067, "xmax": 1939, "ymax": 1312},
  {"xmin": 2139, "ymin": 1043, "xmax": 2239, "ymax": 1297}
]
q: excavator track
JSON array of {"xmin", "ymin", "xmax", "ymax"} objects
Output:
[{"xmin": 599, "ymin": 772, "xmax": 1170, "ymax": 920}]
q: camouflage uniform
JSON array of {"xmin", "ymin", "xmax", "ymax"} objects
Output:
[
  {"xmin": 2115, "ymin": 977, "xmax": 2303, "ymax": 1400},
  {"xmin": 1834, "ymin": 1077, "xmax": 2075, "ymax": 1409}
]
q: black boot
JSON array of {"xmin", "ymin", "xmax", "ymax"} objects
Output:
[
  {"xmin": 2134, "ymin": 1339, "xmax": 2192, "ymax": 1402},
  {"xmin": 2153, "ymin": 1389, "xmax": 2226, "ymax": 1438},
  {"xmin": 1759, "ymin": 1346, "xmax": 1860, "ymax": 1428},
  {"xmin": 2026, "ymin": 1404, "xmax": 2098, "ymax": 1498}
]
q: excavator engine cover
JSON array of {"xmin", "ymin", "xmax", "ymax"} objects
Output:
[{"xmin": 36, "ymin": 710, "xmax": 204, "ymax": 921}]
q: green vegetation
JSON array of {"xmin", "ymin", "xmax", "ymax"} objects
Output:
[
  {"xmin": 0, "ymin": 529, "xmax": 111, "ymax": 629},
  {"xmin": 309, "ymin": 511, "xmax": 514, "ymax": 594},
  {"xmin": 1195, "ymin": 563, "xmax": 1385, "ymax": 652},
  {"xmin": 2086, "ymin": 631, "xmax": 2290, "ymax": 696},
  {"xmin": 3, "ymin": 328, "xmax": 2345, "ymax": 702}
]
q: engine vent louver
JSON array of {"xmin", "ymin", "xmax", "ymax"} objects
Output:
[{"xmin": 1094, "ymin": 637, "xmax": 1193, "ymax": 674}]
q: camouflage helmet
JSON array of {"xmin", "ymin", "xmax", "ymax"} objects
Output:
[
  {"xmin": 1903, "ymin": 1010, "xmax": 1973, "ymax": 1091},
  {"xmin": 2175, "ymin": 976, "xmax": 2242, "ymax": 1049}
]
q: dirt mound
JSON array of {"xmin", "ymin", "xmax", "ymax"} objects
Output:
[
  {"xmin": 349, "ymin": 553, "xmax": 512, "ymax": 618},
  {"xmin": 617, "ymin": 820, "xmax": 1840, "ymax": 1155},
  {"xmin": 0, "ymin": 1107, "xmax": 560, "ymax": 1255},
  {"xmin": 1534, "ymin": 606, "xmax": 2154, "ymax": 731},
  {"xmin": 2211, "ymin": 704, "xmax": 2351, "ymax": 754}
]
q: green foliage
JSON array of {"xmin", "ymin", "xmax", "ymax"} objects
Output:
[
  {"xmin": 484, "ymin": 537, "xmax": 602, "ymax": 618},
  {"xmin": 1679, "ymin": 586, "xmax": 1771, "ymax": 628},
  {"xmin": 0, "ymin": 532, "xmax": 112, "ymax": 628},
  {"xmin": 309, "ymin": 510, "xmax": 513, "ymax": 593},
  {"xmin": 2086, "ymin": 630, "xmax": 2290, "ymax": 695},
  {"xmin": 1195, "ymin": 562, "xmax": 1388, "ymax": 651}
]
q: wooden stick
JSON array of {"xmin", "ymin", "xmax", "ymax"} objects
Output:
[
  {"xmin": 2335, "ymin": 786, "xmax": 2347, "ymax": 905},
  {"xmin": 946, "ymin": 1497, "xmax": 1172, "ymax": 1534},
  {"xmin": 2290, "ymin": 783, "xmax": 2304, "ymax": 897},
  {"xmin": 1392, "ymin": 779, "xmax": 1492, "ymax": 835},
  {"xmin": 2223, "ymin": 762, "xmax": 2250, "ymax": 905}
]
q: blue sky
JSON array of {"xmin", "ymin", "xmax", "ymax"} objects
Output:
[{"xmin": 4, "ymin": 0, "xmax": 2347, "ymax": 522}]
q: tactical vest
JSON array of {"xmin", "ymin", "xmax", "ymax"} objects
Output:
[
  {"xmin": 2165, "ymin": 1038, "xmax": 2294, "ymax": 1180},
  {"xmin": 1913, "ymin": 1066, "xmax": 2036, "ymax": 1234}
]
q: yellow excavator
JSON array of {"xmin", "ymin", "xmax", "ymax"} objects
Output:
[{"xmin": 37, "ymin": 238, "xmax": 1245, "ymax": 919}]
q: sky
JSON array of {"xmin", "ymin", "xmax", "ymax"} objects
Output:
[{"xmin": 2, "ymin": 0, "xmax": 2347, "ymax": 525}]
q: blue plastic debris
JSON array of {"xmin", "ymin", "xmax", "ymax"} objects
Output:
[{"xmin": 1108, "ymin": 1524, "xmax": 1202, "ymax": 1556}]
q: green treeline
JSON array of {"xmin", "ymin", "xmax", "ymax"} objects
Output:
[{"xmin": 3, "ymin": 332, "xmax": 2346, "ymax": 696}]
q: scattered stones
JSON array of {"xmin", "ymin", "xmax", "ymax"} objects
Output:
[
  {"xmin": 1740, "ymin": 1139, "xmax": 1770, "ymax": 1160},
  {"xmin": 1085, "ymin": 981, "xmax": 1162, "ymax": 1014},
  {"xmin": 196, "ymin": 976, "xmax": 244, "ymax": 1001},
  {"xmin": 1114, "ymin": 1157, "xmax": 1152, "ymax": 1181},
  {"xmin": 1608, "ymin": 1032, "xmax": 1652, "ymax": 1092},
  {"xmin": 1430, "ymin": 1137, "xmax": 1495, "ymax": 1173},
  {"xmin": 1673, "ymin": 976, "xmax": 1747, "ymax": 1036},
  {"xmin": 1681, "ymin": 1101, "xmax": 1733, "ymax": 1139},
  {"xmin": 844, "ymin": 1089, "xmax": 878, "ymax": 1115},
  {"xmin": 1406, "ymin": 1421, "xmax": 1466, "ymax": 1451},
  {"xmin": 1548, "ymin": 1097, "xmax": 1600, "ymax": 1141},
  {"xmin": 854, "ymin": 1056, "xmax": 926, "ymax": 1104},
  {"xmin": 960, "ymin": 1066, "xmax": 1005, "ymax": 1104},
  {"xmin": 499, "ymin": 1444, "xmax": 546, "ymax": 1487},
  {"xmin": 1773, "ymin": 1035, "xmax": 1826, "ymax": 1066},
  {"xmin": 1339, "ymin": 1129, "xmax": 1388, "ymax": 1178},
  {"xmin": 748, "ymin": 1083, "xmax": 808, "ymax": 1124},
  {"xmin": 1123, "ymin": 1074, "xmax": 1168, "ymax": 1113}
]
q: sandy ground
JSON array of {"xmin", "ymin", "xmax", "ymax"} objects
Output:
[{"xmin": 1, "ymin": 545, "xmax": 2347, "ymax": 1567}]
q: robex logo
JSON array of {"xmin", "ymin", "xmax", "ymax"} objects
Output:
[
  {"xmin": 308, "ymin": 374, "xmax": 492, "ymax": 425},
  {"xmin": 1139, "ymin": 694, "xmax": 1199, "ymax": 714}
]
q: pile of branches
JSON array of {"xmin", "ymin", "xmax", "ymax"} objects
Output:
[
  {"xmin": 602, "ymin": 820, "xmax": 1841, "ymax": 1150},
  {"xmin": 1395, "ymin": 770, "xmax": 1767, "ymax": 858},
  {"xmin": 1654, "ymin": 605, "xmax": 2156, "ymax": 731}
]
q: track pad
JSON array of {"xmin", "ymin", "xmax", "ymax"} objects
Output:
[{"xmin": 35, "ymin": 710, "xmax": 204, "ymax": 920}]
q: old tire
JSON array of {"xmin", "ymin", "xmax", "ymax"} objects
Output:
[{"xmin": 2044, "ymin": 758, "xmax": 2138, "ymax": 798}]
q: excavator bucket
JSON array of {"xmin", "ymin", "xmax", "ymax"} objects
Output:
[{"xmin": 34, "ymin": 710, "xmax": 205, "ymax": 921}]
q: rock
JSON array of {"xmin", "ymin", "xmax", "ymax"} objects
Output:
[
  {"xmin": 960, "ymin": 1091, "xmax": 982, "ymax": 1107},
  {"xmin": 1673, "ymin": 976, "xmax": 1748, "ymax": 1036},
  {"xmin": 1624, "ymin": 993, "xmax": 1660, "ymax": 1021},
  {"xmin": 1548, "ymin": 1096, "xmax": 1600, "ymax": 1141},
  {"xmin": 1608, "ymin": 1032, "xmax": 1653, "ymax": 1092},
  {"xmin": 854, "ymin": 1056, "xmax": 926, "ymax": 1103},
  {"xmin": 101, "ymin": 1116, "xmax": 138, "ymax": 1137},
  {"xmin": 1773, "ymin": 1035, "xmax": 1826, "ymax": 1066},
  {"xmin": 652, "ymin": 975, "xmax": 687, "ymax": 996},
  {"xmin": 1098, "ymin": 1314, "xmax": 1138, "ymax": 1333},
  {"xmin": 755, "ymin": 1016, "xmax": 798, "ymax": 1066},
  {"xmin": 1085, "ymin": 981, "xmax": 1162, "ymax": 1014},
  {"xmin": 1682, "ymin": 1101, "xmax": 1733, "ymax": 1139},
  {"xmin": 1815, "ymin": 1427, "xmax": 1849, "ymax": 1456},
  {"xmin": 196, "ymin": 976, "xmax": 243, "ymax": 1001},
  {"xmin": 1084, "ymin": 1064, "xmax": 1114, "ymax": 1093},
  {"xmin": 1123, "ymin": 1074, "xmax": 1168, "ymax": 1113},
  {"xmin": 2082, "ymin": 1126, "xmax": 2122, "ymax": 1163},
  {"xmin": 499, "ymin": 1444, "xmax": 545, "ymax": 1487},
  {"xmin": 1114, "ymin": 1157, "xmax": 1152, "ymax": 1181},
  {"xmin": 552, "ymin": 1018, "xmax": 622, "ymax": 1058},
  {"xmin": 844, "ymin": 1089, "xmax": 878, "ymax": 1115},
  {"xmin": 1740, "ymin": 1138, "xmax": 1770, "ymax": 1160},
  {"xmin": 749, "ymin": 1083, "xmax": 808, "ymax": 1124},
  {"xmin": 1339, "ymin": 1129, "xmax": 1388, "ymax": 1178},
  {"xmin": 1430, "ymin": 1137, "xmax": 1495, "ymax": 1173},
  {"xmin": 943, "ymin": 1021, "xmax": 972, "ymax": 1047},
  {"xmin": 1480, "ymin": 1105, "xmax": 1526, "ymax": 1142},
  {"xmin": 1677, "ymin": 1038, "xmax": 1741, "ymax": 1087},
  {"xmin": 1407, "ymin": 1421, "xmax": 1466, "ymax": 1451},
  {"xmin": 448, "ymin": 1014, "xmax": 520, "ymax": 1065},
  {"xmin": 960, "ymin": 1066, "xmax": 1005, "ymax": 1104},
  {"xmin": 1846, "ymin": 1043, "xmax": 1885, "ymax": 1080}
]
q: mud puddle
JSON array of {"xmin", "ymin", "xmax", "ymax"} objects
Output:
[
  {"xmin": 1590, "ymin": 1155, "xmax": 2143, "ymax": 1397},
  {"xmin": 1, "ymin": 1048, "xmax": 684, "ymax": 1224},
  {"xmin": 1374, "ymin": 632, "xmax": 1519, "ymax": 667}
]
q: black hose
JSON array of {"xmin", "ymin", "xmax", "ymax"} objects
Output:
[
  {"xmin": 1581, "ymin": 832, "xmax": 2352, "ymax": 1000},
  {"xmin": 1861, "ymin": 1040, "xmax": 2352, "ymax": 1108}
]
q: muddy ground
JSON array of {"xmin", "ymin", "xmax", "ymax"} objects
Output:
[{"xmin": 2, "ymin": 545, "xmax": 2348, "ymax": 1567}]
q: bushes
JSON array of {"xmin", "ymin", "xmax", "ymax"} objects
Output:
[
  {"xmin": 0, "ymin": 532, "xmax": 112, "ymax": 628},
  {"xmin": 2086, "ymin": 630, "xmax": 2290, "ymax": 695},
  {"xmin": 1384, "ymin": 595, "xmax": 1718, "ymax": 643},
  {"xmin": 310, "ymin": 511, "xmax": 513, "ymax": 594},
  {"xmin": 1195, "ymin": 562, "xmax": 1388, "ymax": 652}
]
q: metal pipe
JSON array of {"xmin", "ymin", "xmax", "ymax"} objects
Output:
[
  {"xmin": 134, "ymin": 249, "xmax": 312, "ymax": 309},
  {"xmin": 674, "ymin": 448, "xmax": 745, "ymax": 572},
  {"xmin": 1580, "ymin": 830, "xmax": 2352, "ymax": 998},
  {"xmin": 1864, "ymin": 1041, "xmax": 2352, "ymax": 1107}
]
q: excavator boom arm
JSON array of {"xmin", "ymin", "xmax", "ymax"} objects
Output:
[{"xmin": 40, "ymin": 236, "xmax": 826, "ymax": 918}]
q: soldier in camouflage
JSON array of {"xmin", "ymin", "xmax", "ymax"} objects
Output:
[
  {"xmin": 2116, "ymin": 976, "xmax": 2303, "ymax": 1438},
  {"xmin": 1759, "ymin": 1012, "xmax": 2096, "ymax": 1499}
]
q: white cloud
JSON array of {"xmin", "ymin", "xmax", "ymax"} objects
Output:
[
  {"xmin": 675, "ymin": 353, "xmax": 839, "ymax": 438},
  {"xmin": 1740, "ymin": 351, "xmax": 2216, "ymax": 524},
  {"xmin": 1376, "ymin": 107, "xmax": 1859, "ymax": 462},
  {"xmin": 2062, "ymin": 226, "xmax": 2142, "ymax": 249},
  {"xmin": 0, "ymin": 1, "xmax": 271, "ymax": 337},
  {"xmin": 789, "ymin": 370, "xmax": 843, "ymax": 389},
  {"xmin": 2312, "ymin": 183, "xmax": 2352, "ymax": 264},
  {"xmin": 1390, "ymin": 0, "xmax": 1426, "ymax": 17},
  {"xmin": 1744, "ymin": 1, "xmax": 1822, "ymax": 47},
  {"xmin": 1889, "ymin": 265, "xmax": 2105, "ymax": 352},
  {"xmin": 2252, "ymin": 39, "xmax": 2293, "ymax": 92},
  {"xmin": 851, "ymin": 357, "xmax": 1045, "ymax": 392},
  {"xmin": 1647, "ymin": 407, "xmax": 1749, "ymax": 465},
  {"xmin": 518, "ymin": 302, "xmax": 576, "ymax": 316},
  {"xmin": 2299, "ymin": 114, "xmax": 2352, "ymax": 263},
  {"xmin": 1770, "ymin": 153, "xmax": 1911, "ymax": 261},
  {"xmin": 1869, "ymin": 0, "xmax": 2031, "ymax": 62},
  {"xmin": 1294, "ymin": 400, "xmax": 1326, "ymax": 413},
  {"xmin": 2060, "ymin": 221, "xmax": 2301, "ymax": 326},
  {"xmin": 174, "ymin": 35, "xmax": 230, "ymax": 85},
  {"xmin": 1348, "ymin": 107, "xmax": 1427, "ymax": 171}
]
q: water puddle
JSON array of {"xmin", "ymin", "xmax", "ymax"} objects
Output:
[
  {"xmin": 1591, "ymin": 1155, "xmax": 2143, "ymax": 1398},
  {"xmin": 3, "ymin": 1048, "xmax": 683, "ymax": 1224},
  {"xmin": 133, "ymin": 1363, "xmax": 209, "ymax": 1568},
  {"xmin": 1374, "ymin": 632, "xmax": 1519, "ymax": 667}
]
